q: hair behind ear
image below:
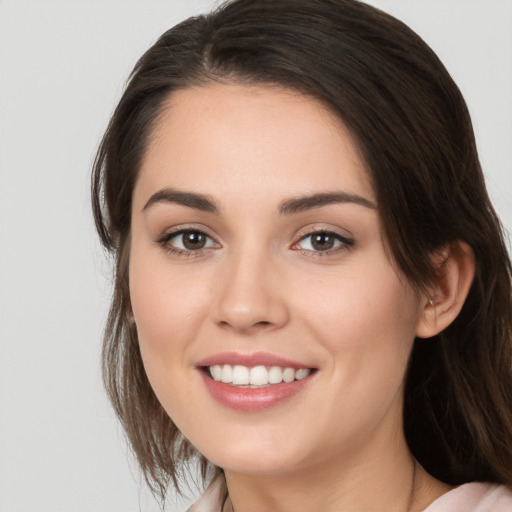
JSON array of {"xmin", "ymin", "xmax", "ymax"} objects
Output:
[{"xmin": 404, "ymin": 236, "xmax": 512, "ymax": 485}]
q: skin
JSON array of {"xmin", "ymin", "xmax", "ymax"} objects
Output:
[{"xmin": 129, "ymin": 84, "xmax": 459, "ymax": 511}]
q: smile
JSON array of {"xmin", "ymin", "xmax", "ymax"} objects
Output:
[
  {"xmin": 208, "ymin": 364, "xmax": 311, "ymax": 387},
  {"xmin": 196, "ymin": 353, "xmax": 316, "ymax": 411}
]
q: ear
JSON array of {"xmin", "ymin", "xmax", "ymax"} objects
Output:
[{"xmin": 415, "ymin": 241, "xmax": 475, "ymax": 339}]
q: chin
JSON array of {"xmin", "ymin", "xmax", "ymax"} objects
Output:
[{"xmin": 194, "ymin": 433, "xmax": 311, "ymax": 476}]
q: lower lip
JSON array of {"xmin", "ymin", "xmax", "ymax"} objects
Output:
[{"xmin": 199, "ymin": 370, "xmax": 313, "ymax": 412}]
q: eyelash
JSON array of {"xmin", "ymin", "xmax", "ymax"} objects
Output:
[
  {"xmin": 156, "ymin": 228, "xmax": 219, "ymax": 257},
  {"xmin": 292, "ymin": 229, "xmax": 355, "ymax": 257},
  {"xmin": 156, "ymin": 228, "xmax": 355, "ymax": 258}
]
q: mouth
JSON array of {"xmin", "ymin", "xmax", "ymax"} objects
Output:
[
  {"xmin": 204, "ymin": 364, "xmax": 312, "ymax": 387},
  {"xmin": 196, "ymin": 353, "xmax": 317, "ymax": 411}
]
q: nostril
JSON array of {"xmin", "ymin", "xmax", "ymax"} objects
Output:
[
  {"xmin": 217, "ymin": 319, "xmax": 274, "ymax": 331},
  {"xmin": 250, "ymin": 320, "xmax": 276, "ymax": 331}
]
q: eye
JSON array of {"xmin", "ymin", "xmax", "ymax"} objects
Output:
[
  {"xmin": 294, "ymin": 230, "xmax": 354, "ymax": 253},
  {"xmin": 158, "ymin": 229, "xmax": 218, "ymax": 254}
]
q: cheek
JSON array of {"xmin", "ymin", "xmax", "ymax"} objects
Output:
[
  {"xmin": 303, "ymin": 263, "xmax": 418, "ymax": 332},
  {"xmin": 287, "ymin": 264, "xmax": 420, "ymax": 452},
  {"xmin": 128, "ymin": 251, "xmax": 214, "ymax": 431},
  {"xmin": 128, "ymin": 245, "xmax": 211, "ymax": 373},
  {"xmin": 296, "ymin": 256, "xmax": 421, "ymax": 386}
]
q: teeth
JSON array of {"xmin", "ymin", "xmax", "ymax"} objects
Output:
[
  {"xmin": 232, "ymin": 365, "xmax": 250, "ymax": 385},
  {"xmin": 295, "ymin": 368, "xmax": 310, "ymax": 380},
  {"xmin": 283, "ymin": 367, "xmax": 295, "ymax": 383},
  {"xmin": 221, "ymin": 365, "xmax": 233, "ymax": 383},
  {"xmin": 211, "ymin": 365, "xmax": 222, "ymax": 381},
  {"xmin": 208, "ymin": 364, "xmax": 311, "ymax": 386},
  {"xmin": 249, "ymin": 366, "xmax": 268, "ymax": 385},
  {"xmin": 268, "ymin": 366, "xmax": 284, "ymax": 384}
]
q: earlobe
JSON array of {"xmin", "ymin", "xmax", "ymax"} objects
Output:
[{"xmin": 415, "ymin": 241, "xmax": 475, "ymax": 339}]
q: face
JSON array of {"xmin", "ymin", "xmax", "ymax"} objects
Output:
[{"xmin": 129, "ymin": 84, "xmax": 425, "ymax": 477}]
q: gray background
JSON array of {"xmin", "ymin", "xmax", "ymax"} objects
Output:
[{"xmin": 0, "ymin": 1, "xmax": 511, "ymax": 511}]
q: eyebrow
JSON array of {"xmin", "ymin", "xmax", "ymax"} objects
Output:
[
  {"xmin": 279, "ymin": 192, "xmax": 376, "ymax": 214},
  {"xmin": 142, "ymin": 188, "xmax": 376, "ymax": 215},
  {"xmin": 142, "ymin": 188, "xmax": 220, "ymax": 213}
]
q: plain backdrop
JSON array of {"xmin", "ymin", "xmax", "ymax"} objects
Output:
[{"xmin": 0, "ymin": 1, "xmax": 511, "ymax": 511}]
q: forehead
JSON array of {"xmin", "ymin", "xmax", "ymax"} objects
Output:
[{"xmin": 134, "ymin": 83, "xmax": 374, "ymax": 209}]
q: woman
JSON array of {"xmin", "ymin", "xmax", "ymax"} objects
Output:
[{"xmin": 91, "ymin": 0, "xmax": 512, "ymax": 510}]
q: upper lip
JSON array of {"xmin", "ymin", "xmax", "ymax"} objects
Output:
[{"xmin": 195, "ymin": 351, "xmax": 315, "ymax": 369}]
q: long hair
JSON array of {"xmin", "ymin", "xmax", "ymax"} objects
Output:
[{"xmin": 91, "ymin": 0, "xmax": 512, "ymax": 501}]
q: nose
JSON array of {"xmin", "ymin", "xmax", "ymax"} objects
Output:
[{"xmin": 213, "ymin": 250, "xmax": 290, "ymax": 334}]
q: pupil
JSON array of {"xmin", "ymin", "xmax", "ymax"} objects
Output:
[
  {"xmin": 183, "ymin": 231, "xmax": 206, "ymax": 250},
  {"xmin": 312, "ymin": 233, "xmax": 334, "ymax": 251}
]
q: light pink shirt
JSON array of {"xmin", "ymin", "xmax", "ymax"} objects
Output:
[
  {"xmin": 188, "ymin": 479, "xmax": 512, "ymax": 511},
  {"xmin": 423, "ymin": 482, "xmax": 512, "ymax": 512}
]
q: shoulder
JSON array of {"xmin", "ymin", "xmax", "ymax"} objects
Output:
[{"xmin": 423, "ymin": 482, "xmax": 512, "ymax": 512}]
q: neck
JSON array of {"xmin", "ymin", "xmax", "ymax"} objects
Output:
[{"xmin": 223, "ymin": 431, "xmax": 451, "ymax": 512}]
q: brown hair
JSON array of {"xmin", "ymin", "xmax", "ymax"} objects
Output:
[{"xmin": 91, "ymin": 0, "xmax": 512, "ymax": 502}]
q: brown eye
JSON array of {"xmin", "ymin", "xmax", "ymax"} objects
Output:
[
  {"xmin": 181, "ymin": 231, "xmax": 207, "ymax": 250},
  {"xmin": 160, "ymin": 229, "xmax": 217, "ymax": 253},
  {"xmin": 295, "ymin": 230, "xmax": 354, "ymax": 253},
  {"xmin": 311, "ymin": 233, "xmax": 336, "ymax": 251}
]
